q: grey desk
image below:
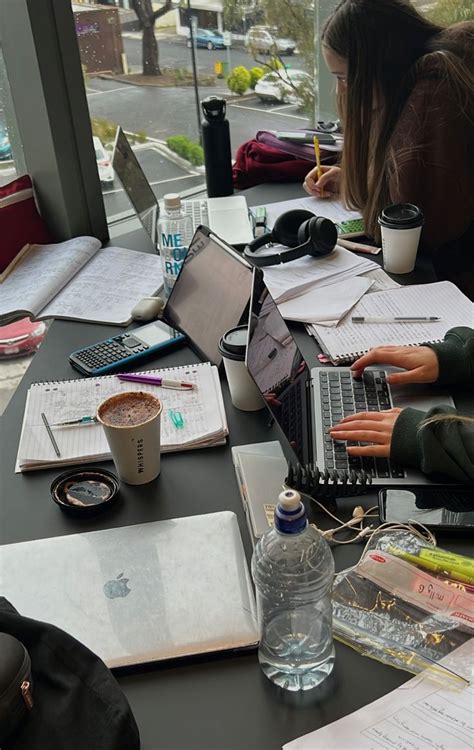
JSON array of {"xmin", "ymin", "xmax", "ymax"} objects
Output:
[{"xmin": 1, "ymin": 185, "xmax": 470, "ymax": 750}]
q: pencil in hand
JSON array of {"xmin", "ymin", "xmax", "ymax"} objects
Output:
[{"xmin": 313, "ymin": 136, "xmax": 324, "ymax": 197}]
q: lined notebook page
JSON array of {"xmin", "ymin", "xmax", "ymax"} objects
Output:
[
  {"xmin": 17, "ymin": 363, "xmax": 227, "ymax": 471},
  {"xmin": 311, "ymin": 281, "xmax": 473, "ymax": 363}
]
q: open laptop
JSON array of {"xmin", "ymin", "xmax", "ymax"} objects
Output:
[
  {"xmin": 112, "ymin": 127, "xmax": 254, "ymax": 246},
  {"xmin": 0, "ymin": 512, "xmax": 258, "ymax": 668},
  {"xmin": 163, "ymin": 225, "xmax": 253, "ymax": 366},
  {"xmin": 244, "ymin": 269, "xmax": 455, "ymax": 489}
]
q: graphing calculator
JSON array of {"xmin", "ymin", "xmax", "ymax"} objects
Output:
[
  {"xmin": 336, "ymin": 217, "xmax": 365, "ymax": 238},
  {"xmin": 69, "ymin": 321, "xmax": 186, "ymax": 376}
]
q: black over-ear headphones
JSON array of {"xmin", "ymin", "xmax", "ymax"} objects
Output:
[{"xmin": 243, "ymin": 209, "xmax": 337, "ymax": 267}]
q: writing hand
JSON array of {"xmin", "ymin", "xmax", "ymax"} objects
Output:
[
  {"xmin": 303, "ymin": 165, "xmax": 341, "ymax": 198},
  {"xmin": 351, "ymin": 345, "xmax": 439, "ymax": 385},
  {"xmin": 329, "ymin": 408, "xmax": 402, "ymax": 458}
]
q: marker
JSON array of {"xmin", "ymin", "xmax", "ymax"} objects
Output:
[
  {"xmin": 54, "ymin": 416, "xmax": 98, "ymax": 427},
  {"xmin": 117, "ymin": 373, "xmax": 194, "ymax": 390},
  {"xmin": 352, "ymin": 316, "xmax": 440, "ymax": 324},
  {"xmin": 388, "ymin": 546, "xmax": 473, "ymax": 585},
  {"xmin": 41, "ymin": 412, "xmax": 61, "ymax": 457}
]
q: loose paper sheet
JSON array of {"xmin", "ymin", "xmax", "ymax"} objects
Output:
[
  {"xmin": 284, "ymin": 640, "xmax": 473, "ymax": 750},
  {"xmin": 277, "ymin": 276, "xmax": 373, "ymax": 325}
]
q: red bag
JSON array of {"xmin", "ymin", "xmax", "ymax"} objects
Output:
[
  {"xmin": 0, "ymin": 175, "xmax": 52, "ymax": 273},
  {"xmin": 232, "ymin": 131, "xmax": 338, "ymax": 190}
]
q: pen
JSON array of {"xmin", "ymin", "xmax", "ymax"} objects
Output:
[
  {"xmin": 313, "ymin": 136, "xmax": 322, "ymax": 181},
  {"xmin": 352, "ymin": 316, "xmax": 440, "ymax": 323},
  {"xmin": 41, "ymin": 412, "xmax": 61, "ymax": 457},
  {"xmin": 53, "ymin": 416, "xmax": 98, "ymax": 427},
  {"xmin": 117, "ymin": 373, "xmax": 194, "ymax": 390}
]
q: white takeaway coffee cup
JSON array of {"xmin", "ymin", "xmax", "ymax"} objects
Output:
[
  {"xmin": 378, "ymin": 203, "xmax": 424, "ymax": 274},
  {"xmin": 97, "ymin": 391, "xmax": 162, "ymax": 485},
  {"xmin": 218, "ymin": 326, "xmax": 264, "ymax": 412}
]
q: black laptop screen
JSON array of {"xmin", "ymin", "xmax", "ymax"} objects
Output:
[
  {"xmin": 246, "ymin": 271, "xmax": 312, "ymax": 465},
  {"xmin": 164, "ymin": 227, "xmax": 253, "ymax": 366},
  {"xmin": 112, "ymin": 127, "xmax": 158, "ymax": 243}
]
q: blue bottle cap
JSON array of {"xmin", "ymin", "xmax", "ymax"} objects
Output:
[{"xmin": 274, "ymin": 490, "xmax": 307, "ymax": 534}]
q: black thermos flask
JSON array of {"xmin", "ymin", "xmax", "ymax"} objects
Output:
[{"xmin": 201, "ymin": 96, "xmax": 233, "ymax": 197}]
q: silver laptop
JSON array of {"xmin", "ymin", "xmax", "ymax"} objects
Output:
[
  {"xmin": 0, "ymin": 511, "xmax": 258, "ymax": 668},
  {"xmin": 112, "ymin": 127, "xmax": 253, "ymax": 246},
  {"xmin": 245, "ymin": 270, "xmax": 454, "ymax": 488}
]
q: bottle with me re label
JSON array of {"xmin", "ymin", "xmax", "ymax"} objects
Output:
[{"xmin": 158, "ymin": 193, "xmax": 193, "ymax": 298}]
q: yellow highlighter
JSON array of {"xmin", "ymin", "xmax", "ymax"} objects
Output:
[
  {"xmin": 418, "ymin": 548, "xmax": 474, "ymax": 584},
  {"xmin": 388, "ymin": 546, "xmax": 474, "ymax": 585},
  {"xmin": 313, "ymin": 136, "xmax": 322, "ymax": 181}
]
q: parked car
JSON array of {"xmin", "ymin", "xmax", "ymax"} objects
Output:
[
  {"xmin": 0, "ymin": 318, "xmax": 46, "ymax": 358},
  {"xmin": 187, "ymin": 29, "xmax": 225, "ymax": 50},
  {"xmin": 254, "ymin": 69, "xmax": 312, "ymax": 105},
  {"xmin": 245, "ymin": 26, "xmax": 296, "ymax": 56},
  {"xmin": 0, "ymin": 122, "xmax": 12, "ymax": 161},
  {"xmin": 93, "ymin": 136, "xmax": 114, "ymax": 186}
]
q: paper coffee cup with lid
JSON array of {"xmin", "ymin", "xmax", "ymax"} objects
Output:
[
  {"xmin": 378, "ymin": 203, "xmax": 424, "ymax": 274},
  {"xmin": 218, "ymin": 326, "xmax": 264, "ymax": 412}
]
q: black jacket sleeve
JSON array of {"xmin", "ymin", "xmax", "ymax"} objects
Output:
[
  {"xmin": 391, "ymin": 405, "xmax": 474, "ymax": 482},
  {"xmin": 390, "ymin": 327, "xmax": 474, "ymax": 482}
]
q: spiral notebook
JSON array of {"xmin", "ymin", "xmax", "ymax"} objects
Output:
[
  {"xmin": 307, "ymin": 281, "xmax": 473, "ymax": 364},
  {"xmin": 16, "ymin": 363, "xmax": 228, "ymax": 472}
]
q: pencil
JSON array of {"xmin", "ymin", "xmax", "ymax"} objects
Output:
[
  {"xmin": 41, "ymin": 411, "xmax": 61, "ymax": 457},
  {"xmin": 313, "ymin": 136, "xmax": 322, "ymax": 181}
]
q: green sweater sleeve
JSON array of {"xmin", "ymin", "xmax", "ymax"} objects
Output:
[
  {"xmin": 391, "ymin": 406, "xmax": 474, "ymax": 482},
  {"xmin": 425, "ymin": 326, "xmax": 474, "ymax": 388}
]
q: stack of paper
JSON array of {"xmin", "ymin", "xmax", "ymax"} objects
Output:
[
  {"xmin": 263, "ymin": 244, "xmax": 379, "ymax": 304},
  {"xmin": 259, "ymin": 195, "xmax": 362, "ymax": 231},
  {"xmin": 307, "ymin": 281, "xmax": 473, "ymax": 364},
  {"xmin": 16, "ymin": 363, "xmax": 228, "ymax": 472}
]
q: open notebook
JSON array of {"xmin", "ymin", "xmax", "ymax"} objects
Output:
[
  {"xmin": 16, "ymin": 363, "xmax": 227, "ymax": 472},
  {"xmin": 308, "ymin": 281, "xmax": 473, "ymax": 364}
]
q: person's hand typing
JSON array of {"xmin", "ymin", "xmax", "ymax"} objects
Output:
[
  {"xmin": 351, "ymin": 345, "xmax": 440, "ymax": 385},
  {"xmin": 329, "ymin": 408, "xmax": 402, "ymax": 458},
  {"xmin": 303, "ymin": 165, "xmax": 341, "ymax": 198}
]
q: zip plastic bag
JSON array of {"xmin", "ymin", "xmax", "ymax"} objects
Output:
[{"xmin": 331, "ymin": 529, "xmax": 473, "ymax": 685}]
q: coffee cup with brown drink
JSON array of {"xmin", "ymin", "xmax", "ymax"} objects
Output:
[{"xmin": 96, "ymin": 391, "xmax": 162, "ymax": 485}]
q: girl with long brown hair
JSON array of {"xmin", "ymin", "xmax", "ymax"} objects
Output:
[{"xmin": 304, "ymin": 0, "xmax": 474, "ymax": 293}]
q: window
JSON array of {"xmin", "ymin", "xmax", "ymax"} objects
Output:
[{"xmin": 0, "ymin": 46, "xmax": 25, "ymax": 187}]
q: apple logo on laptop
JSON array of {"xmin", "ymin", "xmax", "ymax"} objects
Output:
[{"xmin": 103, "ymin": 572, "xmax": 131, "ymax": 599}]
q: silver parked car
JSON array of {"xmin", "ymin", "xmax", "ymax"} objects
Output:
[{"xmin": 245, "ymin": 26, "xmax": 296, "ymax": 56}]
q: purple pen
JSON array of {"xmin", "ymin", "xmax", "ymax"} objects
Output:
[{"xmin": 117, "ymin": 373, "xmax": 194, "ymax": 389}]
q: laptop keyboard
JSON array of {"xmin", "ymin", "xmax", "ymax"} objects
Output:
[
  {"xmin": 319, "ymin": 370, "xmax": 406, "ymax": 479},
  {"xmin": 183, "ymin": 200, "xmax": 210, "ymax": 229}
]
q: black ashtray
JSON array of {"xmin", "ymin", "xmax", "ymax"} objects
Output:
[{"xmin": 50, "ymin": 468, "xmax": 120, "ymax": 517}]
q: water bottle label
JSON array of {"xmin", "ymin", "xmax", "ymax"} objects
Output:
[{"xmin": 161, "ymin": 233, "xmax": 188, "ymax": 278}]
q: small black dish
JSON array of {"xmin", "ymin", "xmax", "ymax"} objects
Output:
[{"xmin": 50, "ymin": 467, "xmax": 119, "ymax": 517}]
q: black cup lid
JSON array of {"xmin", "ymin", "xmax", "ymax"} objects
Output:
[
  {"xmin": 217, "ymin": 325, "xmax": 248, "ymax": 361},
  {"xmin": 51, "ymin": 467, "xmax": 119, "ymax": 517},
  {"xmin": 378, "ymin": 203, "xmax": 424, "ymax": 229}
]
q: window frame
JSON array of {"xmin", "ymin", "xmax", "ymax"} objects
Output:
[{"xmin": 0, "ymin": 0, "xmax": 108, "ymax": 242}]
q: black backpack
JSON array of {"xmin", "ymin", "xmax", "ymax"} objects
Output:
[{"xmin": 0, "ymin": 598, "xmax": 140, "ymax": 749}]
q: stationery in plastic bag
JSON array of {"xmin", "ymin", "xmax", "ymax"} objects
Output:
[{"xmin": 332, "ymin": 529, "xmax": 473, "ymax": 686}]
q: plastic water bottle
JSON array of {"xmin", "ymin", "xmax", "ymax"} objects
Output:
[
  {"xmin": 251, "ymin": 489, "xmax": 335, "ymax": 691},
  {"xmin": 157, "ymin": 193, "xmax": 193, "ymax": 298}
]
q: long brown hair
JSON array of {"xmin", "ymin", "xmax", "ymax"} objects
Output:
[{"xmin": 322, "ymin": 0, "xmax": 474, "ymax": 240}]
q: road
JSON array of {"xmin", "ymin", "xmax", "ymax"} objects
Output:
[{"xmin": 122, "ymin": 34, "xmax": 306, "ymax": 77}]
